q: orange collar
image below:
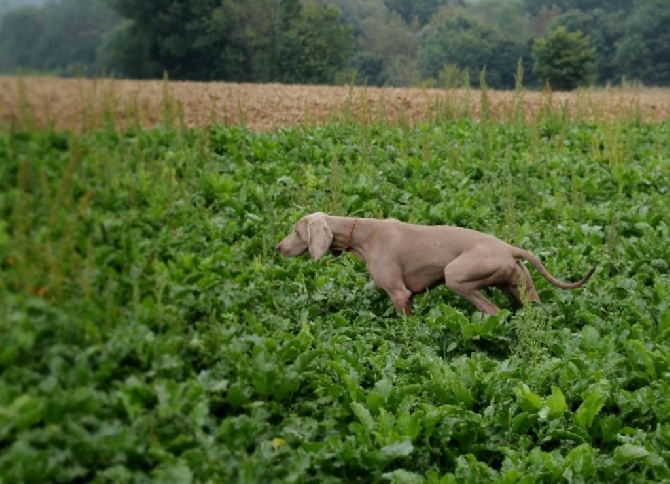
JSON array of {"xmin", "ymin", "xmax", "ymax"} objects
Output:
[{"xmin": 344, "ymin": 218, "xmax": 358, "ymax": 251}]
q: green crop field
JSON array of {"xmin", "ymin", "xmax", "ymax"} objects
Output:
[{"xmin": 1, "ymin": 84, "xmax": 669, "ymax": 482}]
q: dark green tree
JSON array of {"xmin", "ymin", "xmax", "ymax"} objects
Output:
[
  {"xmin": 383, "ymin": 0, "xmax": 447, "ymax": 26},
  {"xmin": 0, "ymin": 0, "xmax": 120, "ymax": 75},
  {"xmin": 614, "ymin": 34, "xmax": 653, "ymax": 84},
  {"xmin": 0, "ymin": 6, "xmax": 40, "ymax": 71},
  {"xmin": 105, "ymin": 0, "xmax": 352, "ymax": 83},
  {"xmin": 0, "ymin": 0, "xmax": 47, "ymax": 22},
  {"xmin": 278, "ymin": 0, "xmax": 353, "ymax": 84},
  {"xmin": 105, "ymin": 0, "xmax": 227, "ymax": 79},
  {"xmin": 523, "ymin": 0, "xmax": 633, "ymax": 17},
  {"xmin": 532, "ymin": 26, "xmax": 595, "ymax": 90},
  {"xmin": 207, "ymin": 0, "xmax": 279, "ymax": 82},
  {"xmin": 348, "ymin": 51, "xmax": 387, "ymax": 85},
  {"xmin": 550, "ymin": 8, "xmax": 626, "ymax": 84},
  {"xmin": 615, "ymin": 0, "xmax": 670, "ymax": 85},
  {"xmin": 350, "ymin": 10, "xmax": 420, "ymax": 86},
  {"xmin": 314, "ymin": 0, "xmax": 387, "ymax": 36},
  {"xmin": 418, "ymin": 6, "xmax": 529, "ymax": 88}
]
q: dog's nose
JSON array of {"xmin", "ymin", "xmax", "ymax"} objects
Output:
[{"xmin": 275, "ymin": 243, "xmax": 281, "ymax": 251}]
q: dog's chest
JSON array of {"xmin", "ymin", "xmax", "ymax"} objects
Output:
[{"xmin": 402, "ymin": 265, "xmax": 446, "ymax": 293}]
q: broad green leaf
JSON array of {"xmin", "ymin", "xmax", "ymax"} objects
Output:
[
  {"xmin": 580, "ymin": 325, "xmax": 600, "ymax": 349},
  {"xmin": 436, "ymin": 474, "xmax": 457, "ymax": 484},
  {"xmin": 599, "ymin": 415, "xmax": 622, "ymax": 443},
  {"xmin": 377, "ymin": 408, "xmax": 395, "ymax": 441},
  {"xmin": 614, "ymin": 444, "xmax": 649, "ymax": 466},
  {"xmin": 512, "ymin": 412, "xmax": 537, "ymax": 434},
  {"xmin": 452, "ymin": 379, "xmax": 474, "ymax": 407},
  {"xmin": 626, "ymin": 340, "xmax": 657, "ymax": 379},
  {"xmin": 152, "ymin": 459, "xmax": 193, "ymax": 484},
  {"xmin": 378, "ymin": 440, "xmax": 414, "ymax": 463},
  {"xmin": 382, "ymin": 469, "xmax": 424, "ymax": 483},
  {"xmin": 546, "ymin": 428, "xmax": 589, "ymax": 445},
  {"xmin": 366, "ymin": 392, "xmax": 387, "ymax": 412},
  {"xmin": 499, "ymin": 469, "xmax": 522, "ymax": 484},
  {"xmin": 374, "ymin": 377, "xmax": 393, "ymax": 398},
  {"xmin": 293, "ymin": 349, "xmax": 324, "ymax": 372},
  {"xmin": 528, "ymin": 447, "xmax": 562, "ymax": 480},
  {"xmin": 351, "ymin": 402, "xmax": 375, "ymax": 431},
  {"xmin": 367, "ymin": 377, "xmax": 393, "ymax": 411},
  {"xmin": 0, "ymin": 393, "xmax": 46, "ymax": 440},
  {"xmin": 342, "ymin": 373, "xmax": 361, "ymax": 402},
  {"xmin": 659, "ymin": 307, "xmax": 670, "ymax": 339},
  {"xmin": 514, "ymin": 384, "xmax": 543, "ymax": 413},
  {"xmin": 397, "ymin": 411, "xmax": 423, "ymax": 441},
  {"xmin": 189, "ymin": 400, "xmax": 209, "ymax": 427},
  {"xmin": 575, "ymin": 388, "xmax": 607, "ymax": 429},
  {"xmin": 225, "ymin": 385, "xmax": 249, "ymax": 409},
  {"xmin": 563, "ymin": 443, "xmax": 596, "ymax": 478},
  {"xmin": 544, "ymin": 386, "xmax": 568, "ymax": 419},
  {"xmin": 423, "ymin": 404, "xmax": 462, "ymax": 436}
]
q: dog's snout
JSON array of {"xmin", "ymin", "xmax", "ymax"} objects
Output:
[{"xmin": 275, "ymin": 243, "xmax": 281, "ymax": 251}]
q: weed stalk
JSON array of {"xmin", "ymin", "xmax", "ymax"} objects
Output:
[{"xmin": 513, "ymin": 58, "xmax": 525, "ymax": 125}]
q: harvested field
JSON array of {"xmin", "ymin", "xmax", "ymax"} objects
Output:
[{"xmin": 1, "ymin": 75, "xmax": 669, "ymax": 131}]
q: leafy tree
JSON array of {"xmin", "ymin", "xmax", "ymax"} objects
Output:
[
  {"xmin": 418, "ymin": 6, "xmax": 529, "ymax": 88},
  {"xmin": 0, "ymin": 0, "xmax": 120, "ymax": 75},
  {"xmin": 104, "ymin": 0, "xmax": 227, "ymax": 79},
  {"xmin": 472, "ymin": 0, "xmax": 529, "ymax": 38},
  {"xmin": 105, "ymin": 0, "xmax": 352, "ymax": 83},
  {"xmin": 384, "ymin": 0, "xmax": 447, "ymax": 26},
  {"xmin": 210, "ymin": 0, "xmax": 282, "ymax": 82},
  {"xmin": 532, "ymin": 26, "xmax": 595, "ymax": 90},
  {"xmin": 101, "ymin": 20, "xmax": 161, "ymax": 78},
  {"xmin": 349, "ymin": 51, "xmax": 387, "ymax": 85},
  {"xmin": 470, "ymin": 0, "xmax": 533, "ymax": 86},
  {"xmin": 523, "ymin": 0, "xmax": 633, "ymax": 17},
  {"xmin": 615, "ymin": 0, "xmax": 670, "ymax": 85},
  {"xmin": 350, "ymin": 11, "xmax": 419, "ymax": 86},
  {"xmin": 39, "ymin": 0, "xmax": 120, "ymax": 74},
  {"xmin": 420, "ymin": 19, "xmax": 489, "ymax": 82},
  {"xmin": 0, "ymin": 0, "xmax": 46, "ymax": 22},
  {"xmin": 529, "ymin": 6, "xmax": 562, "ymax": 36},
  {"xmin": 614, "ymin": 34, "xmax": 653, "ymax": 84},
  {"xmin": 277, "ymin": 0, "xmax": 353, "ymax": 84},
  {"xmin": 316, "ymin": 0, "xmax": 386, "ymax": 34},
  {"xmin": 0, "ymin": 6, "xmax": 40, "ymax": 71},
  {"xmin": 551, "ymin": 8, "xmax": 626, "ymax": 84},
  {"xmin": 3, "ymin": 0, "xmax": 668, "ymax": 87}
]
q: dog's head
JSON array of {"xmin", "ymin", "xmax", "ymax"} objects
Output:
[{"xmin": 276, "ymin": 212, "xmax": 333, "ymax": 259}]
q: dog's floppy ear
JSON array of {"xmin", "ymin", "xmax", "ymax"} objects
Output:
[{"xmin": 306, "ymin": 217, "xmax": 333, "ymax": 259}]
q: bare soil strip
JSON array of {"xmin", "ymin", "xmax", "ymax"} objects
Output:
[{"xmin": 1, "ymin": 76, "xmax": 668, "ymax": 131}]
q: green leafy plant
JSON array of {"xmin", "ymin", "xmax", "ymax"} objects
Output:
[{"xmin": 1, "ymin": 94, "xmax": 669, "ymax": 482}]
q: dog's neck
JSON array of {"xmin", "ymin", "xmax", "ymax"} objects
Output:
[
  {"xmin": 344, "ymin": 218, "xmax": 358, "ymax": 251},
  {"xmin": 327, "ymin": 215, "xmax": 372, "ymax": 263}
]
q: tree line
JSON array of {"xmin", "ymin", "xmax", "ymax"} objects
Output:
[{"xmin": 0, "ymin": 0, "xmax": 668, "ymax": 90}]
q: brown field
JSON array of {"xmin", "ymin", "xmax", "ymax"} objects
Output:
[{"xmin": 1, "ymin": 75, "xmax": 668, "ymax": 131}]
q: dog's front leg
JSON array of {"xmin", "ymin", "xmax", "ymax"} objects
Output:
[
  {"xmin": 365, "ymin": 260, "xmax": 413, "ymax": 315},
  {"xmin": 385, "ymin": 287, "xmax": 413, "ymax": 315}
]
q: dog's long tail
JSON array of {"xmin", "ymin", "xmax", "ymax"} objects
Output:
[{"xmin": 512, "ymin": 248, "xmax": 596, "ymax": 289}]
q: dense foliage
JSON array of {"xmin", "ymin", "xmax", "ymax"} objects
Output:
[
  {"xmin": 418, "ymin": 5, "xmax": 529, "ymax": 89},
  {"xmin": 532, "ymin": 27, "xmax": 595, "ymax": 91},
  {"xmin": 1, "ymin": 0, "xmax": 670, "ymax": 87},
  {"xmin": 0, "ymin": 0, "xmax": 120, "ymax": 76},
  {"xmin": 0, "ymin": 0, "xmax": 45, "ymax": 21},
  {"xmin": 1, "ymin": 106, "xmax": 669, "ymax": 480}
]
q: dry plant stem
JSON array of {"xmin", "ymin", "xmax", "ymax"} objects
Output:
[{"xmin": 1, "ymin": 76, "xmax": 669, "ymax": 132}]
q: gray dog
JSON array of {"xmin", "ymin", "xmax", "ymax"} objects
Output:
[{"xmin": 277, "ymin": 212, "xmax": 595, "ymax": 315}]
